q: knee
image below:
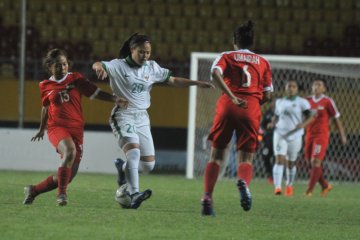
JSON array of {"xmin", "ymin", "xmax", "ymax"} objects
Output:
[
  {"xmin": 139, "ymin": 160, "xmax": 155, "ymax": 173},
  {"xmin": 63, "ymin": 146, "xmax": 76, "ymax": 166}
]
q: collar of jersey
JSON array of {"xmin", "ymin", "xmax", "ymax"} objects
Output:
[
  {"xmin": 49, "ymin": 72, "xmax": 69, "ymax": 83},
  {"xmin": 285, "ymin": 95, "xmax": 297, "ymax": 101},
  {"xmin": 312, "ymin": 94, "xmax": 325, "ymax": 102},
  {"xmin": 236, "ymin": 49, "xmax": 254, "ymax": 54},
  {"xmin": 125, "ymin": 56, "xmax": 143, "ymax": 68}
]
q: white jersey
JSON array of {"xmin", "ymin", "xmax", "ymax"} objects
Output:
[
  {"xmin": 102, "ymin": 56, "xmax": 171, "ymax": 110},
  {"xmin": 274, "ymin": 96, "xmax": 311, "ymax": 140}
]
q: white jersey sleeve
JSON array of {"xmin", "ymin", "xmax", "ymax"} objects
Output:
[{"xmin": 148, "ymin": 61, "xmax": 172, "ymax": 83}]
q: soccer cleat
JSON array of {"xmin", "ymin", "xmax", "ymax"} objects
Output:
[
  {"xmin": 274, "ymin": 187, "xmax": 282, "ymax": 195},
  {"xmin": 285, "ymin": 186, "xmax": 293, "ymax": 197},
  {"xmin": 304, "ymin": 191, "xmax": 312, "ymax": 197},
  {"xmin": 57, "ymin": 194, "xmax": 68, "ymax": 206},
  {"xmin": 130, "ymin": 189, "xmax": 152, "ymax": 209},
  {"xmin": 114, "ymin": 158, "xmax": 127, "ymax": 186},
  {"xmin": 23, "ymin": 185, "xmax": 35, "ymax": 205},
  {"xmin": 237, "ymin": 179, "xmax": 252, "ymax": 211},
  {"xmin": 320, "ymin": 184, "xmax": 333, "ymax": 197},
  {"xmin": 201, "ymin": 195, "xmax": 215, "ymax": 216}
]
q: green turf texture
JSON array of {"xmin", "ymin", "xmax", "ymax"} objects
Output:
[{"xmin": 0, "ymin": 170, "xmax": 359, "ymax": 240}]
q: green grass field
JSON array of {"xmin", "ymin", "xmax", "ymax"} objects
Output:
[{"xmin": 0, "ymin": 170, "xmax": 359, "ymax": 240}]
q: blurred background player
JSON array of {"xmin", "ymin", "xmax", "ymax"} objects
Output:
[
  {"xmin": 92, "ymin": 33, "xmax": 213, "ymax": 209},
  {"xmin": 201, "ymin": 20, "xmax": 273, "ymax": 215},
  {"xmin": 259, "ymin": 98, "xmax": 276, "ymax": 184},
  {"xmin": 304, "ymin": 79, "xmax": 347, "ymax": 197},
  {"xmin": 270, "ymin": 80, "xmax": 313, "ymax": 196},
  {"xmin": 24, "ymin": 48, "xmax": 127, "ymax": 206}
]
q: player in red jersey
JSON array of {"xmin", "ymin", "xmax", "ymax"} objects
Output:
[
  {"xmin": 23, "ymin": 48, "xmax": 127, "ymax": 206},
  {"xmin": 304, "ymin": 79, "xmax": 346, "ymax": 197},
  {"xmin": 201, "ymin": 21, "xmax": 273, "ymax": 215}
]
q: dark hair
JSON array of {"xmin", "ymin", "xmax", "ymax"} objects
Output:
[
  {"xmin": 286, "ymin": 79, "xmax": 299, "ymax": 86},
  {"xmin": 119, "ymin": 33, "xmax": 151, "ymax": 58},
  {"xmin": 42, "ymin": 48, "xmax": 69, "ymax": 75},
  {"xmin": 314, "ymin": 79, "xmax": 327, "ymax": 89},
  {"xmin": 233, "ymin": 20, "xmax": 255, "ymax": 49}
]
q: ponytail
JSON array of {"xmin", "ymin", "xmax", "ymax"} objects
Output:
[
  {"xmin": 118, "ymin": 33, "xmax": 151, "ymax": 58},
  {"xmin": 234, "ymin": 20, "xmax": 255, "ymax": 49}
]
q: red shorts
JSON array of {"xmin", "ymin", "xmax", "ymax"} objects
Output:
[
  {"xmin": 304, "ymin": 135, "xmax": 329, "ymax": 161},
  {"xmin": 208, "ymin": 94, "xmax": 261, "ymax": 153},
  {"xmin": 47, "ymin": 126, "xmax": 84, "ymax": 163}
]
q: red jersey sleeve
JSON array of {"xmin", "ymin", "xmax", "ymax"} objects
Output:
[
  {"xmin": 262, "ymin": 60, "xmax": 273, "ymax": 92},
  {"xmin": 211, "ymin": 54, "xmax": 227, "ymax": 75},
  {"xmin": 39, "ymin": 82, "xmax": 50, "ymax": 107},
  {"xmin": 73, "ymin": 72, "xmax": 100, "ymax": 99},
  {"xmin": 326, "ymin": 97, "xmax": 340, "ymax": 118}
]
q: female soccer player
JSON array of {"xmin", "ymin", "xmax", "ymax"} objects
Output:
[
  {"xmin": 23, "ymin": 48, "xmax": 127, "ymax": 206},
  {"xmin": 92, "ymin": 33, "xmax": 213, "ymax": 209},
  {"xmin": 270, "ymin": 80, "xmax": 314, "ymax": 197},
  {"xmin": 200, "ymin": 20, "xmax": 273, "ymax": 215},
  {"xmin": 304, "ymin": 79, "xmax": 346, "ymax": 196}
]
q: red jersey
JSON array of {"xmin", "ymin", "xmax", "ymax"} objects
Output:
[
  {"xmin": 39, "ymin": 72, "xmax": 99, "ymax": 129},
  {"xmin": 305, "ymin": 95, "xmax": 340, "ymax": 138},
  {"xmin": 211, "ymin": 49, "xmax": 273, "ymax": 100}
]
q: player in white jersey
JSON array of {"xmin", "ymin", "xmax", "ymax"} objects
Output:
[
  {"xmin": 92, "ymin": 33, "xmax": 213, "ymax": 209},
  {"xmin": 269, "ymin": 80, "xmax": 314, "ymax": 196}
]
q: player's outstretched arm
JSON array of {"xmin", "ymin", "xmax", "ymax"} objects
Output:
[
  {"xmin": 334, "ymin": 118, "xmax": 347, "ymax": 145},
  {"xmin": 92, "ymin": 62, "xmax": 108, "ymax": 80},
  {"xmin": 94, "ymin": 91, "xmax": 129, "ymax": 109},
  {"xmin": 167, "ymin": 76, "xmax": 214, "ymax": 88},
  {"xmin": 31, "ymin": 106, "xmax": 48, "ymax": 142}
]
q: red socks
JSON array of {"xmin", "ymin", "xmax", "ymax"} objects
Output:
[
  {"xmin": 307, "ymin": 166, "xmax": 322, "ymax": 193},
  {"xmin": 204, "ymin": 162, "xmax": 220, "ymax": 196},
  {"xmin": 237, "ymin": 163, "xmax": 253, "ymax": 186},
  {"xmin": 57, "ymin": 167, "xmax": 72, "ymax": 196},
  {"xmin": 33, "ymin": 175, "xmax": 58, "ymax": 196}
]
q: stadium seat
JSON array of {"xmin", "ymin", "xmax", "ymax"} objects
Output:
[
  {"xmin": 84, "ymin": 28, "xmax": 100, "ymax": 41},
  {"xmin": 245, "ymin": 8, "xmax": 261, "ymax": 19},
  {"xmin": 179, "ymin": 30, "xmax": 194, "ymax": 44},
  {"xmin": 136, "ymin": 4, "xmax": 151, "ymax": 16},
  {"xmin": 273, "ymin": 34, "xmax": 289, "ymax": 53},
  {"xmin": 339, "ymin": 0, "xmax": 353, "ymax": 9},
  {"xmin": 151, "ymin": 4, "xmax": 166, "ymax": 16},
  {"xmin": 168, "ymin": 4, "xmax": 182, "ymax": 17},
  {"xmin": 58, "ymin": 1, "xmax": 72, "ymax": 13},
  {"xmin": 306, "ymin": 0, "xmax": 322, "ymax": 8},
  {"xmin": 204, "ymin": 19, "xmax": 219, "ymax": 31},
  {"xmin": 39, "ymin": 26, "xmax": 54, "ymax": 40},
  {"xmin": 282, "ymin": 21, "xmax": 298, "ymax": 34},
  {"xmin": 153, "ymin": 43, "xmax": 169, "ymax": 60},
  {"xmin": 100, "ymin": 27, "xmax": 117, "ymax": 41},
  {"xmin": 69, "ymin": 27, "xmax": 85, "ymax": 41},
  {"xmin": 74, "ymin": 1, "xmax": 89, "ymax": 14},
  {"xmin": 148, "ymin": 29, "xmax": 163, "ymax": 42},
  {"xmin": 183, "ymin": 5, "xmax": 197, "ymax": 17},
  {"xmin": 63, "ymin": 14, "xmax": 79, "ymax": 26},
  {"xmin": 78, "ymin": 14, "xmax": 94, "ymax": 27},
  {"xmin": 109, "ymin": 16, "xmax": 126, "ymax": 28},
  {"xmin": 92, "ymin": 41, "xmax": 107, "ymax": 56},
  {"xmin": 125, "ymin": 16, "xmax": 141, "ymax": 29},
  {"xmin": 323, "ymin": 0, "xmax": 337, "ymax": 9},
  {"xmin": 142, "ymin": 16, "xmax": 157, "ymax": 29},
  {"xmin": 262, "ymin": 8, "xmax": 276, "ymax": 20},
  {"xmin": 195, "ymin": 31, "xmax": 210, "ymax": 44},
  {"xmin": 256, "ymin": 33, "xmax": 273, "ymax": 52},
  {"xmin": 277, "ymin": 8, "xmax": 291, "ymax": 21},
  {"xmin": 0, "ymin": 63, "xmax": 16, "ymax": 79},
  {"xmin": 258, "ymin": 0, "xmax": 275, "ymax": 7},
  {"xmin": 48, "ymin": 14, "xmax": 64, "ymax": 26},
  {"xmin": 265, "ymin": 21, "xmax": 281, "ymax": 34},
  {"xmin": 323, "ymin": 9, "xmax": 338, "ymax": 22},
  {"xmin": 288, "ymin": 34, "xmax": 304, "ymax": 54},
  {"xmin": 213, "ymin": 6, "xmax": 229, "ymax": 18},
  {"xmin": 104, "ymin": 2, "xmax": 120, "ymax": 15},
  {"xmin": 198, "ymin": 6, "xmax": 213, "ymax": 18},
  {"xmin": 188, "ymin": 17, "xmax": 203, "ymax": 31},
  {"xmin": 94, "ymin": 15, "xmax": 110, "ymax": 27},
  {"xmin": 89, "ymin": 2, "xmax": 104, "ymax": 14},
  {"xmin": 31, "ymin": 12, "xmax": 48, "ymax": 26},
  {"xmin": 339, "ymin": 11, "xmax": 354, "ymax": 24},
  {"xmin": 2, "ymin": 11, "xmax": 17, "ymax": 25},
  {"xmin": 292, "ymin": 9, "xmax": 307, "ymax": 21},
  {"xmin": 314, "ymin": 22, "xmax": 329, "ymax": 39},
  {"xmin": 164, "ymin": 30, "xmax": 179, "ymax": 43},
  {"xmin": 157, "ymin": 17, "xmax": 172, "ymax": 30},
  {"xmin": 54, "ymin": 28, "xmax": 70, "ymax": 41},
  {"xmin": 120, "ymin": 3, "xmax": 136, "ymax": 15},
  {"xmin": 172, "ymin": 17, "xmax": 188, "ymax": 30},
  {"xmin": 229, "ymin": 7, "xmax": 245, "ymax": 18},
  {"xmin": 307, "ymin": 9, "xmax": 322, "ymax": 21},
  {"xmin": 298, "ymin": 22, "xmax": 312, "ymax": 36},
  {"xmin": 275, "ymin": 0, "xmax": 290, "ymax": 7},
  {"xmin": 290, "ymin": 0, "xmax": 305, "ymax": 8},
  {"xmin": 28, "ymin": 0, "xmax": 43, "ymax": 12},
  {"xmin": 171, "ymin": 46, "xmax": 186, "ymax": 60}
]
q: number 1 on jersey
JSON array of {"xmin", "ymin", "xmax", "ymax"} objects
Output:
[{"xmin": 241, "ymin": 65, "xmax": 251, "ymax": 87}]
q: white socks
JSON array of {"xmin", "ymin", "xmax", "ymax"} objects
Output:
[
  {"xmin": 273, "ymin": 164, "xmax": 284, "ymax": 189},
  {"xmin": 139, "ymin": 161, "xmax": 155, "ymax": 173},
  {"xmin": 125, "ymin": 148, "xmax": 140, "ymax": 195},
  {"xmin": 286, "ymin": 166, "xmax": 296, "ymax": 186}
]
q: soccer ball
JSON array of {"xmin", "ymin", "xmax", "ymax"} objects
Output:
[{"xmin": 115, "ymin": 184, "xmax": 131, "ymax": 208}]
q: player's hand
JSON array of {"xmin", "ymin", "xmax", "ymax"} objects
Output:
[
  {"xmin": 340, "ymin": 135, "xmax": 347, "ymax": 145},
  {"xmin": 232, "ymin": 97, "xmax": 248, "ymax": 108},
  {"xmin": 197, "ymin": 81, "xmax": 215, "ymax": 88},
  {"xmin": 31, "ymin": 131, "xmax": 45, "ymax": 141},
  {"xmin": 115, "ymin": 97, "xmax": 129, "ymax": 109},
  {"xmin": 93, "ymin": 65, "xmax": 108, "ymax": 80}
]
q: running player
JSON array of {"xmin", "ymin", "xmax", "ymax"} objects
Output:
[
  {"xmin": 270, "ymin": 80, "xmax": 313, "ymax": 196},
  {"xmin": 201, "ymin": 20, "xmax": 273, "ymax": 215},
  {"xmin": 304, "ymin": 79, "xmax": 346, "ymax": 196},
  {"xmin": 23, "ymin": 48, "xmax": 127, "ymax": 206},
  {"xmin": 92, "ymin": 33, "xmax": 213, "ymax": 209}
]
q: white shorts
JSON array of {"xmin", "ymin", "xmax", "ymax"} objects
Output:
[
  {"xmin": 273, "ymin": 131, "xmax": 302, "ymax": 161},
  {"xmin": 110, "ymin": 108, "xmax": 155, "ymax": 157}
]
